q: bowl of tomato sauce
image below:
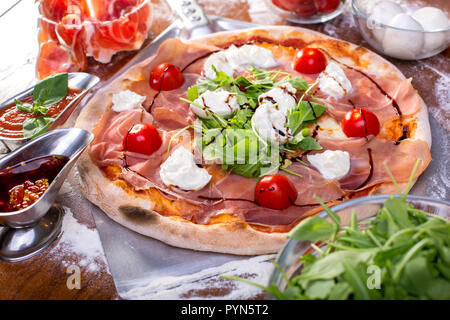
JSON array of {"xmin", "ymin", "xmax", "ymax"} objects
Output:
[{"xmin": 0, "ymin": 72, "xmax": 99, "ymax": 150}]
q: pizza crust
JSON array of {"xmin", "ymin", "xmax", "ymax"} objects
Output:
[
  {"xmin": 74, "ymin": 26, "xmax": 432, "ymax": 255},
  {"xmin": 76, "ymin": 151, "xmax": 286, "ymax": 255}
]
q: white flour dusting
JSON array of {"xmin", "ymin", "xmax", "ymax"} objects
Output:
[
  {"xmin": 432, "ymin": 72, "xmax": 450, "ymax": 113},
  {"xmin": 52, "ymin": 206, "xmax": 107, "ymax": 273},
  {"xmin": 122, "ymin": 254, "xmax": 276, "ymax": 300}
]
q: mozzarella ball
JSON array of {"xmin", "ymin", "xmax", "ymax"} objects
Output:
[
  {"xmin": 382, "ymin": 13, "xmax": 424, "ymax": 59},
  {"xmin": 412, "ymin": 7, "xmax": 449, "ymax": 52},
  {"xmin": 203, "ymin": 52, "xmax": 234, "ymax": 79},
  {"xmin": 318, "ymin": 62, "xmax": 353, "ymax": 99},
  {"xmin": 160, "ymin": 147, "xmax": 211, "ymax": 191},
  {"xmin": 369, "ymin": 1, "xmax": 404, "ymax": 43},
  {"xmin": 258, "ymin": 82, "xmax": 297, "ymax": 114},
  {"xmin": 225, "ymin": 45, "xmax": 277, "ymax": 70},
  {"xmin": 111, "ymin": 90, "xmax": 145, "ymax": 112},
  {"xmin": 251, "ymin": 103, "xmax": 289, "ymax": 144},
  {"xmin": 307, "ymin": 150, "xmax": 351, "ymax": 180},
  {"xmin": 191, "ymin": 90, "xmax": 239, "ymax": 119}
]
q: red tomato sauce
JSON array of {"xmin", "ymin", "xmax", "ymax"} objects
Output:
[{"xmin": 0, "ymin": 88, "xmax": 80, "ymax": 139}]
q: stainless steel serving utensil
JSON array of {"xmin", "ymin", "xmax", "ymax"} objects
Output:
[
  {"xmin": 103, "ymin": 1, "xmax": 257, "ymax": 87},
  {"xmin": 0, "ymin": 72, "xmax": 99, "ymax": 152},
  {"xmin": 0, "ymin": 128, "xmax": 93, "ymax": 261}
]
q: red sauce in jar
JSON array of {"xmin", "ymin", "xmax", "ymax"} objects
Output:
[
  {"xmin": 0, "ymin": 88, "xmax": 81, "ymax": 139},
  {"xmin": 0, "ymin": 155, "xmax": 68, "ymax": 212}
]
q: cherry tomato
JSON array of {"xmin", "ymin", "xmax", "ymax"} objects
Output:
[
  {"xmin": 341, "ymin": 108, "xmax": 380, "ymax": 138},
  {"xmin": 254, "ymin": 174, "xmax": 298, "ymax": 210},
  {"xmin": 149, "ymin": 63, "xmax": 184, "ymax": 91},
  {"xmin": 293, "ymin": 47, "xmax": 327, "ymax": 74},
  {"xmin": 314, "ymin": 0, "xmax": 341, "ymax": 14},
  {"xmin": 123, "ymin": 123, "xmax": 162, "ymax": 155}
]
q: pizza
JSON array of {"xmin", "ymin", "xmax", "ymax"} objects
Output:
[{"xmin": 74, "ymin": 26, "xmax": 432, "ymax": 255}]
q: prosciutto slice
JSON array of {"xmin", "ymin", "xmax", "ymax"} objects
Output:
[{"xmin": 316, "ymin": 136, "xmax": 431, "ymax": 192}]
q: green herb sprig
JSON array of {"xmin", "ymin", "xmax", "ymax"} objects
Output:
[{"xmin": 15, "ymin": 73, "xmax": 68, "ymax": 139}]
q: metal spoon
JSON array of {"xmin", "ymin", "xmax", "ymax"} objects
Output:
[{"xmin": 0, "ymin": 128, "xmax": 93, "ymax": 261}]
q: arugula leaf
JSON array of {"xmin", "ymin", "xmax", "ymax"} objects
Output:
[
  {"xmin": 328, "ymin": 282, "xmax": 352, "ymax": 300},
  {"xmin": 228, "ymin": 108, "xmax": 253, "ymax": 129},
  {"xmin": 304, "ymin": 279, "xmax": 335, "ymax": 299},
  {"xmin": 297, "ymin": 136, "xmax": 323, "ymax": 151},
  {"xmin": 287, "ymin": 101, "xmax": 327, "ymax": 135},
  {"xmin": 33, "ymin": 72, "xmax": 68, "ymax": 106},
  {"xmin": 228, "ymin": 163, "xmax": 263, "ymax": 178},
  {"xmin": 289, "ymin": 216, "xmax": 336, "ymax": 242},
  {"xmin": 288, "ymin": 77, "xmax": 309, "ymax": 91},
  {"xmin": 342, "ymin": 261, "xmax": 370, "ymax": 300},
  {"xmin": 295, "ymin": 251, "xmax": 373, "ymax": 284},
  {"xmin": 187, "ymin": 85, "xmax": 199, "ymax": 101},
  {"xmin": 22, "ymin": 116, "xmax": 55, "ymax": 139},
  {"xmin": 399, "ymin": 256, "xmax": 434, "ymax": 297},
  {"xmin": 426, "ymin": 278, "xmax": 450, "ymax": 299}
]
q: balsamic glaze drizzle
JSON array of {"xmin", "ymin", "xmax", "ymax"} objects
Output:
[
  {"xmin": 307, "ymin": 101, "xmax": 318, "ymax": 120},
  {"xmin": 324, "ymin": 53, "xmax": 403, "ymax": 117}
]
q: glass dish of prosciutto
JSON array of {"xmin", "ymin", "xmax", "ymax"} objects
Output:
[{"xmin": 37, "ymin": 0, "xmax": 153, "ymax": 79}]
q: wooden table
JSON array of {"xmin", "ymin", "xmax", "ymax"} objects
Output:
[{"xmin": 0, "ymin": 0, "xmax": 448, "ymax": 300}]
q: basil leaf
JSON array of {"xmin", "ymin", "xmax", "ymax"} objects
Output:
[
  {"xmin": 289, "ymin": 216, "xmax": 336, "ymax": 242},
  {"xmin": 15, "ymin": 99, "xmax": 34, "ymax": 113},
  {"xmin": 22, "ymin": 116, "xmax": 55, "ymax": 139},
  {"xmin": 33, "ymin": 73, "xmax": 68, "ymax": 106}
]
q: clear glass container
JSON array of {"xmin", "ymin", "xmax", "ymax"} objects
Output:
[
  {"xmin": 352, "ymin": 0, "xmax": 450, "ymax": 60},
  {"xmin": 37, "ymin": 0, "xmax": 153, "ymax": 79},
  {"xmin": 269, "ymin": 195, "xmax": 450, "ymax": 296},
  {"xmin": 265, "ymin": 0, "xmax": 348, "ymax": 24}
]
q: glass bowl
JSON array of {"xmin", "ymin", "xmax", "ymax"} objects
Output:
[
  {"xmin": 37, "ymin": 0, "xmax": 153, "ymax": 79},
  {"xmin": 269, "ymin": 195, "xmax": 450, "ymax": 297},
  {"xmin": 352, "ymin": 0, "xmax": 450, "ymax": 60},
  {"xmin": 265, "ymin": 0, "xmax": 348, "ymax": 24}
]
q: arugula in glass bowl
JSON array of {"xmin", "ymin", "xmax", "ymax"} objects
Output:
[{"xmin": 223, "ymin": 163, "xmax": 450, "ymax": 300}]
